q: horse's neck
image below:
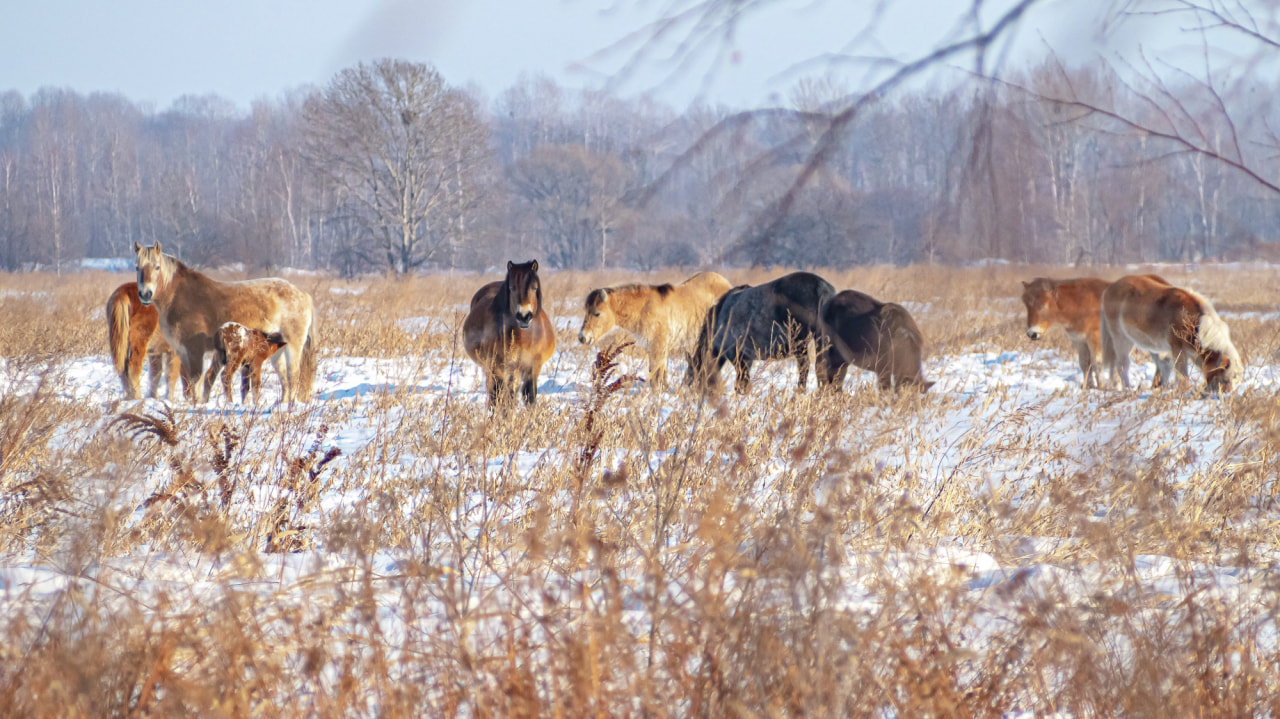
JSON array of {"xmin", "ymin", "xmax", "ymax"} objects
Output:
[
  {"xmin": 610, "ymin": 288, "xmax": 649, "ymax": 329},
  {"xmin": 160, "ymin": 260, "xmax": 217, "ymax": 306}
]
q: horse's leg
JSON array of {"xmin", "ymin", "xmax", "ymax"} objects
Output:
[
  {"xmin": 733, "ymin": 358, "xmax": 751, "ymax": 395},
  {"xmin": 648, "ymin": 342, "xmax": 668, "ymax": 390},
  {"xmin": 177, "ymin": 341, "xmax": 206, "ymax": 403},
  {"xmin": 165, "ymin": 352, "xmax": 181, "ymax": 398},
  {"xmin": 146, "ymin": 352, "xmax": 165, "ymax": 398},
  {"xmin": 242, "ymin": 363, "xmax": 256, "ymax": 403},
  {"xmin": 795, "ymin": 339, "xmax": 810, "ymax": 390},
  {"xmin": 271, "ymin": 347, "xmax": 295, "ymax": 405},
  {"xmin": 123, "ymin": 341, "xmax": 146, "ymax": 400},
  {"xmin": 1074, "ymin": 339, "xmax": 1095, "ymax": 389},
  {"xmin": 200, "ymin": 350, "xmax": 223, "ymax": 405},
  {"xmin": 1152, "ymin": 354, "xmax": 1176, "ymax": 390},
  {"xmin": 1100, "ymin": 318, "xmax": 1117, "ymax": 389},
  {"xmin": 520, "ymin": 366, "xmax": 538, "ymax": 405}
]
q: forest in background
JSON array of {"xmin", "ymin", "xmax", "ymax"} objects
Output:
[{"xmin": 1, "ymin": 57, "xmax": 1277, "ymax": 275}]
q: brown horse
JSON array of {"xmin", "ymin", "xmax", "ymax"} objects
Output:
[
  {"xmin": 463, "ymin": 260, "xmax": 556, "ymax": 407},
  {"xmin": 133, "ymin": 242, "xmax": 317, "ymax": 404},
  {"xmin": 201, "ymin": 322, "xmax": 288, "ymax": 404},
  {"xmin": 106, "ymin": 282, "xmax": 181, "ymax": 400},
  {"xmin": 1020, "ymin": 277, "xmax": 1113, "ymax": 388},
  {"xmin": 820, "ymin": 290, "xmax": 934, "ymax": 392},
  {"xmin": 1100, "ymin": 274, "xmax": 1242, "ymax": 393},
  {"xmin": 578, "ymin": 271, "xmax": 732, "ymax": 388}
]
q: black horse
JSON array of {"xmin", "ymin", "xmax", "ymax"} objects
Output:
[{"xmin": 687, "ymin": 271, "xmax": 835, "ymax": 394}]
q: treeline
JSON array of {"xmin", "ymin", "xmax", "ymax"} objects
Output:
[{"xmin": 1, "ymin": 59, "xmax": 1276, "ymax": 274}]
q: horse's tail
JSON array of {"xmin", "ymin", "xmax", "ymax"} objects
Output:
[
  {"xmin": 107, "ymin": 285, "xmax": 132, "ymax": 376},
  {"xmin": 298, "ymin": 310, "xmax": 318, "ymax": 401}
]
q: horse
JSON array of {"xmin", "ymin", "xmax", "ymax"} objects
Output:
[
  {"xmin": 578, "ymin": 271, "xmax": 733, "ymax": 388},
  {"xmin": 201, "ymin": 322, "xmax": 288, "ymax": 404},
  {"xmin": 686, "ymin": 271, "xmax": 835, "ymax": 394},
  {"xmin": 106, "ymin": 282, "xmax": 182, "ymax": 400},
  {"xmin": 1020, "ymin": 277, "xmax": 1115, "ymax": 389},
  {"xmin": 1099, "ymin": 274, "xmax": 1242, "ymax": 394},
  {"xmin": 133, "ymin": 242, "xmax": 317, "ymax": 405},
  {"xmin": 462, "ymin": 260, "xmax": 557, "ymax": 407},
  {"xmin": 820, "ymin": 290, "xmax": 934, "ymax": 392}
]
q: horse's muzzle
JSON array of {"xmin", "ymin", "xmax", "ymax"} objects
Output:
[
  {"xmin": 1026, "ymin": 328, "xmax": 1042, "ymax": 340},
  {"xmin": 138, "ymin": 290, "xmax": 154, "ymax": 306},
  {"xmin": 515, "ymin": 311, "xmax": 533, "ymax": 329},
  {"xmin": 578, "ymin": 331, "xmax": 589, "ymax": 344}
]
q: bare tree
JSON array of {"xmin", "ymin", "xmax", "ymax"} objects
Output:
[{"xmin": 301, "ymin": 59, "xmax": 489, "ymax": 273}]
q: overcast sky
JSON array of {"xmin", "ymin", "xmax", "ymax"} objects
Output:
[{"xmin": 0, "ymin": 0, "xmax": 1213, "ymax": 111}]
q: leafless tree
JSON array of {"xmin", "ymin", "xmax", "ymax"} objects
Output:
[{"xmin": 301, "ymin": 59, "xmax": 489, "ymax": 273}]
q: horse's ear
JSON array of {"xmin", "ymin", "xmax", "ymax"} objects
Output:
[
  {"xmin": 133, "ymin": 242, "xmax": 142, "ymax": 254},
  {"xmin": 531, "ymin": 260, "xmax": 538, "ymax": 273},
  {"xmin": 1020, "ymin": 281, "xmax": 1029, "ymax": 288},
  {"xmin": 507, "ymin": 260, "xmax": 514, "ymax": 272},
  {"xmin": 154, "ymin": 241, "xmax": 163, "ymax": 254}
]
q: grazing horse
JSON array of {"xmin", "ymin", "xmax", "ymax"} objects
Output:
[
  {"xmin": 133, "ymin": 242, "xmax": 317, "ymax": 404},
  {"xmin": 201, "ymin": 322, "xmax": 288, "ymax": 404},
  {"xmin": 1020, "ymin": 277, "xmax": 1115, "ymax": 388},
  {"xmin": 578, "ymin": 271, "xmax": 733, "ymax": 388},
  {"xmin": 820, "ymin": 290, "xmax": 934, "ymax": 392},
  {"xmin": 463, "ymin": 260, "xmax": 556, "ymax": 407},
  {"xmin": 107, "ymin": 282, "xmax": 182, "ymax": 400},
  {"xmin": 1100, "ymin": 274, "xmax": 1242, "ymax": 393},
  {"xmin": 687, "ymin": 271, "xmax": 835, "ymax": 394}
]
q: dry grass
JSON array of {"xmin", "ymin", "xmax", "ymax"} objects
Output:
[{"xmin": 1, "ymin": 263, "xmax": 1279, "ymax": 716}]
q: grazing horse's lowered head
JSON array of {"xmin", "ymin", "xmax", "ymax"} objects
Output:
[
  {"xmin": 504, "ymin": 260, "xmax": 542, "ymax": 330},
  {"xmin": 578, "ymin": 288, "xmax": 615, "ymax": 344},
  {"xmin": 134, "ymin": 241, "xmax": 174, "ymax": 307}
]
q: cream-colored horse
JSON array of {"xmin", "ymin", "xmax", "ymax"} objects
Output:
[
  {"xmin": 133, "ymin": 242, "xmax": 317, "ymax": 404},
  {"xmin": 1100, "ymin": 274, "xmax": 1242, "ymax": 393},
  {"xmin": 578, "ymin": 271, "xmax": 733, "ymax": 388}
]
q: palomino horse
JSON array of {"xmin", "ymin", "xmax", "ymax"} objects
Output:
[
  {"xmin": 1100, "ymin": 274, "xmax": 1242, "ymax": 393},
  {"xmin": 133, "ymin": 242, "xmax": 317, "ymax": 404},
  {"xmin": 106, "ymin": 282, "xmax": 181, "ymax": 400},
  {"xmin": 687, "ymin": 271, "xmax": 835, "ymax": 394},
  {"xmin": 1020, "ymin": 277, "xmax": 1114, "ymax": 388},
  {"xmin": 463, "ymin": 260, "xmax": 556, "ymax": 406},
  {"xmin": 820, "ymin": 289, "xmax": 934, "ymax": 392},
  {"xmin": 578, "ymin": 271, "xmax": 733, "ymax": 388},
  {"xmin": 201, "ymin": 322, "xmax": 288, "ymax": 404}
]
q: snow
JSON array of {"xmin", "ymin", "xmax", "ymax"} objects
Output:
[{"xmin": 3, "ymin": 308, "xmax": 1278, "ymax": 697}]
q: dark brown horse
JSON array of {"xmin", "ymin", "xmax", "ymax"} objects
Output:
[
  {"xmin": 106, "ymin": 282, "xmax": 181, "ymax": 400},
  {"xmin": 463, "ymin": 260, "xmax": 557, "ymax": 406},
  {"xmin": 820, "ymin": 290, "xmax": 933, "ymax": 392}
]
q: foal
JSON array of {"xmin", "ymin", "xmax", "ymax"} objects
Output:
[
  {"xmin": 202, "ymin": 322, "xmax": 288, "ymax": 404},
  {"xmin": 1020, "ymin": 277, "xmax": 1114, "ymax": 388}
]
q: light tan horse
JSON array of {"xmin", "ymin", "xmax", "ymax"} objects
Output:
[
  {"xmin": 578, "ymin": 271, "xmax": 733, "ymax": 388},
  {"xmin": 1020, "ymin": 277, "xmax": 1115, "ymax": 388},
  {"xmin": 463, "ymin": 260, "xmax": 556, "ymax": 407},
  {"xmin": 1100, "ymin": 274, "xmax": 1242, "ymax": 393},
  {"xmin": 133, "ymin": 242, "xmax": 317, "ymax": 404},
  {"xmin": 107, "ymin": 282, "xmax": 182, "ymax": 400}
]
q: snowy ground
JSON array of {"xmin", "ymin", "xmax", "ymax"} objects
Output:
[{"xmin": 3, "ymin": 329, "xmax": 1279, "ymax": 692}]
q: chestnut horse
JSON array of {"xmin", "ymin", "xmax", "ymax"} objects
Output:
[
  {"xmin": 201, "ymin": 322, "xmax": 288, "ymax": 404},
  {"xmin": 463, "ymin": 260, "xmax": 556, "ymax": 406},
  {"xmin": 1100, "ymin": 274, "xmax": 1242, "ymax": 393},
  {"xmin": 133, "ymin": 242, "xmax": 317, "ymax": 404},
  {"xmin": 1020, "ymin": 277, "xmax": 1114, "ymax": 388},
  {"xmin": 578, "ymin": 271, "xmax": 732, "ymax": 388},
  {"xmin": 107, "ymin": 282, "xmax": 182, "ymax": 400},
  {"xmin": 820, "ymin": 290, "xmax": 934, "ymax": 392}
]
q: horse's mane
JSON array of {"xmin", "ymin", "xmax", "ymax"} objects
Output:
[
  {"xmin": 1186, "ymin": 288, "xmax": 1243, "ymax": 381},
  {"xmin": 587, "ymin": 282, "xmax": 673, "ymax": 308}
]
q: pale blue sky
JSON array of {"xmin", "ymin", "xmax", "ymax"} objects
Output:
[{"xmin": 0, "ymin": 0, "xmax": 1213, "ymax": 111}]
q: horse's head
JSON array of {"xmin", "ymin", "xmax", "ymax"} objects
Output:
[
  {"xmin": 1020, "ymin": 279, "xmax": 1056, "ymax": 340},
  {"xmin": 505, "ymin": 260, "xmax": 542, "ymax": 330},
  {"xmin": 134, "ymin": 242, "xmax": 169, "ymax": 306},
  {"xmin": 1201, "ymin": 346, "xmax": 1243, "ymax": 395},
  {"xmin": 579, "ymin": 289, "xmax": 616, "ymax": 344}
]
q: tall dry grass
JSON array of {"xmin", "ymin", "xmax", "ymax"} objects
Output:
[{"xmin": 0, "ymin": 263, "xmax": 1278, "ymax": 716}]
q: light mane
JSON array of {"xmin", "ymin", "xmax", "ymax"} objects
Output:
[{"xmin": 1188, "ymin": 289, "xmax": 1243, "ymax": 382}]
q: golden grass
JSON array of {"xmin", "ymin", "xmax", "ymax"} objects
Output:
[{"xmin": 0, "ymin": 263, "xmax": 1278, "ymax": 716}]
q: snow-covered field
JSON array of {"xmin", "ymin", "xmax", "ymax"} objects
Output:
[{"xmin": 2, "ymin": 270, "xmax": 1278, "ymax": 712}]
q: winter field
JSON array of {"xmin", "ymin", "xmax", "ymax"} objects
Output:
[{"xmin": 2, "ymin": 263, "xmax": 1280, "ymax": 716}]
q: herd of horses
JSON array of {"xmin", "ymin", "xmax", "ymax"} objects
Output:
[{"xmin": 107, "ymin": 243, "xmax": 1243, "ymax": 408}]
